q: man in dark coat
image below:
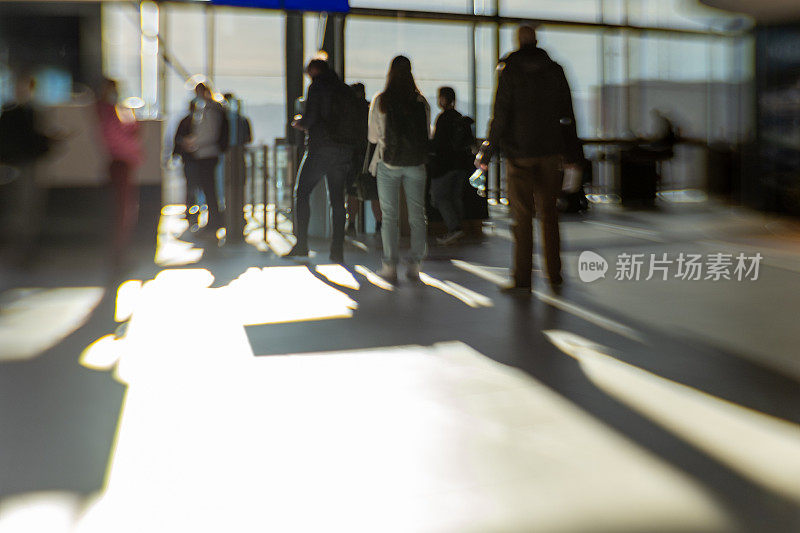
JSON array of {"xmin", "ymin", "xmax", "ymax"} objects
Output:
[
  {"xmin": 480, "ymin": 24, "xmax": 584, "ymax": 294},
  {"xmin": 285, "ymin": 59, "xmax": 354, "ymax": 263}
]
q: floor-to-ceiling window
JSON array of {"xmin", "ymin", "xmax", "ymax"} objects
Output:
[
  {"xmin": 345, "ymin": 16, "xmax": 474, "ymax": 132},
  {"xmin": 212, "ymin": 8, "xmax": 285, "ymax": 144},
  {"xmin": 100, "ymin": 0, "xmax": 751, "ymax": 151}
]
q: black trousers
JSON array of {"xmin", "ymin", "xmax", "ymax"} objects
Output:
[
  {"xmin": 506, "ymin": 155, "xmax": 563, "ymax": 287},
  {"xmin": 184, "ymin": 157, "xmax": 220, "ymax": 230},
  {"xmin": 293, "ymin": 145, "xmax": 353, "ymax": 254}
]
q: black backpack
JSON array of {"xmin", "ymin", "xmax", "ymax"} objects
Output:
[
  {"xmin": 326, "ymin": 83, "xmax": 368, "ymax": 148},
  {"xmin": 383, "ymin": 95, "xmax": 428, "ymax": 167}
]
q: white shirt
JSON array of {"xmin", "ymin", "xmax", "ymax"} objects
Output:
[{"xmin": 367, "ymin": 92, "xmax": 431, "ymax": 175}]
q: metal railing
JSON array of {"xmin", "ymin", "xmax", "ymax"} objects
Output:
[
  {"xmin": 482, "ymin": 137, "xmax": 719, "ymax": 206},
  {"xmin": 239, "ymin": 140, "xmax": 298, "ymax": 246}
]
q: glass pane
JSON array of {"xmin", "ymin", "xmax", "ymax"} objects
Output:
[
  {"xmin": 101, "ymin": 3, "xmax": 142, "ymax": 100},
  {"xmin": 214, "ymin": 8, "xmax": 285, "ymax": 145},
  {"xmin": 349, "ymin": 0, "xmax": 472, "ymax": 14},
  {"xmin": 163, "ymin": 3, "xmax": 207, "ymax": 119},
  {"xmin": 628, "ymin": 0, "xmax": 745, "ymax": 31},
  {"xmin": 630, "ymin": 34, "xmax": 710, "ymax": 138},
  {"xmin": 475, "ymin": 23, "xmax": 497, "ymax": 137},
  {"xmin": 500, "ymin": 0, "xmax": 600, "ymax": 22},
  {"xmin": 345, "ymin": 16, "xmax": 472, "ymax": 125}
]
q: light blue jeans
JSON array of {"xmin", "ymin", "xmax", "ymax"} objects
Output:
[{"xmin": 376, "ymin": 162, "xmax": 428, "ymax": 265}]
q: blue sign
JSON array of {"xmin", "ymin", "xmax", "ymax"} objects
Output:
[{"xmin": 211, "ymin": 0, "xmax": 349, "ymax": 12}]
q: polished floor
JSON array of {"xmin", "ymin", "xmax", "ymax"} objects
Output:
[{"xmin": 1, "ymin": 200, "xmax": 800, "ymax": 532}]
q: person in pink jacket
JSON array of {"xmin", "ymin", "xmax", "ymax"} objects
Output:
[{"xmin": 97, "ymin": 78, "xmax": 143, "ymax": 270}]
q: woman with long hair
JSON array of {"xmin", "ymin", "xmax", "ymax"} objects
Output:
[{"xmin": 367, "ymin": 55, "xmax": 430, "ymax": 283}]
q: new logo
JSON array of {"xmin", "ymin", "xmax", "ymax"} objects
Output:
[{"xmin": 578, "ymin": 251, "xmax": 608, "ymax": 283}]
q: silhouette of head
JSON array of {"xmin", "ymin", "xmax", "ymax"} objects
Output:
[
  {"xmin": 380, "ymin": 55, "xmax": 420, "ymax": 113},
  {"xmin": 351, "ymin": 83, "xmax": 366, "ymax": 101},
  {"xmin": 517, "ymin": 24, "xmax": 538, "ymax": 48},
  {"xmin": 438, "ymin": 86, "xmax": 456, "ymax": 110},
  {"xmin": 306, "ymin": 59, "xmax": 330, "ymax": 79},
  {"xmin": 194, "ymin": 82, "xmax": 212, "ymax": 101}
]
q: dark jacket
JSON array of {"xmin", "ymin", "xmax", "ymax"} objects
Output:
[
  {"xmin": 172, "ymin": 115, "xmax": 192, "ymax": 160},
  {"xmin": 487, "ymin": 45, "xmax": 582, "ymax": 163},
  {"xmin": 430, "ymin": 108, "xmax": 475, "ymax": 179},
  {"xmin": 0, "ymin": 103, "xmax": 51, "ymax": 165},
  {"xmin": 352, "ymin": 98, "xmax": 370, "ymax": 176},
  {"xmin": 296, "ymin": 69, "xmax": 343, "ymax": 149},
  {"xmin": 172, "ymin": 105, "xmax": 229, "ymax": 161},
  {"xmin": 229, "ymin": 112, "xmax": 252, "ymax": 146}
]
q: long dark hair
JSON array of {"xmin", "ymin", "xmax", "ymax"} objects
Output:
[{"xmin": 378, "ymin": 55, "xmax": 421, "ymax": 113}]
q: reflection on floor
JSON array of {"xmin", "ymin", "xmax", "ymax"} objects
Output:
[
  {"xmin": 74, "ymin": 342, "xmax": 733, "ymax": 533},
  {"xmin": 2, "ymin": 202, "xmax": 800, "ymax": 531},
  {"xmin": 546, "ymin": 330, "xmax": 800, "ymax": 503},
  {"xmin": 0, "ymin": 287, "xmax": 105, "ymax": 362}
]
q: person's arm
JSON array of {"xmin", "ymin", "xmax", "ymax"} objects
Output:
[
  {"xmin": 556, "ymin": 66, "xmax": 582, "ymax": 165},
  {"xmin": 424, "ymin": 98, "xmax": 431, "ymax": 138},
  {"xmin": 243, "ymin": 117, "xmax": 252, "ymax": 144},
  {"xmin": 486, "ymin": 61, "xmax": 512, "ymax": 155},
  {"xmin": 367, "ymin": 94, "xmax": 381, "ymax": 145},
  {"xmin": 173, "ymin": 117, "xmax": 190, "ymax": 158},
  {"xmin": 295, "ymin": 83, "xmax": 321, "ymax": 131},
  {"xmin": 217, "ymin": 105, "xmax": 230, "ymax": 152}
]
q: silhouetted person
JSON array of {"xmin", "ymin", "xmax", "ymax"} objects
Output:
[
  {"xmin": 430, "ymin": 86, "xmax": 476, "ymax": 246},
  {"xmin": 649, "ymin": 109, "xmax": 677, "ymax": 155},
  {"xmin": 97, "ymin": 78, "xmax": 144, "ymax": 271},
  {"xmin": 478, "ymin": 25, "xmax": 583, "ymax": 294},
  {"xmin": 173, "ymin": 82, "xmax": 229, "ymax": 241},
  {"xmin": 0, "ymin": 74, "xmax": 52, "ymax": 262},
  {"xmin": 223, "ymin": 92, "xmax": 253, "ymax": 147},
  {"xmin": 345, "ymin": 82, "xmax": 382, "ymax": 237},
  {"xmin": 220, "ymin": 92, "xmax": 253, "ymax": 230},
  {"xmin": 368, "ymin": 55, "xmax": 430, "ymax": 282},
  {"xmin": 286, "ymin": 59, "xmax": 356, "ymax": 264}
]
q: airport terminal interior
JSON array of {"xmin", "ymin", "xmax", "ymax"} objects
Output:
[{"xmin": 1, "ymin": 0, "xmax": 800, "ymax": 531}]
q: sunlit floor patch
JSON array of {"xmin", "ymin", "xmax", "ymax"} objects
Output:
[
  {"xmin": 75, "ymin": 340, "xmax": 734, "ymax": 532},
  {"xmin": 582, "ymin": 220, "xmax": 666, "ymax": 242},
  {"xmin": 345, "ymin": 236, "xmax": 369, "ymax": 252},
  {"xmin": 80, "ymin": 334, "xmax": 125, "ymax": 371},
  {"xmin": 452, "ymin": 260, "xmax": 643, "ymax": 342},
  {"xmin": 0, "ymin": 287, "xmax": 105, "ymax": 362},
  {"xmin": 0, "ymin": 491, "xmax": 85, "ymax": 533},
  {"xmin": 419, "ymin": 272, "xmax": 493, "ymax": 308},
  {"xmin": 587, "ymin": 193, "xmax": 622, "ymax": 204},
  {"xmin": 114, "ymin": 280, "xmax": 141, "ymax": 323},
  {"xmin": 153, "ymin": 237, "xmax": 204, "ymax": 267},
  {"xmin": 658, "ymin": 189, "xmax": 709, "ymax": 203},
  {"xmin": 316, "ymin": 264, "xmax": 360, "ymax": 290},
  {"xmin": 355, "ymin": 265, "xmax": 395, "ymax": 291},
  {"xmin": 222, "ymin": 266, "xmax": 357, "ymax": 325},
  {"xmin": 451, "ymin": 259, "xmax": 509, "ymax": 285},
  {"xmin": 545, "ymin": 329, "xmax": 800, "ymax": 503},
  {"xmin": 153, "ymin": 210, "xmax": 202, "ymax": 265},
  {"xmin": 264, "ymin": 228, "xmax": 295, "ymax": 257}
]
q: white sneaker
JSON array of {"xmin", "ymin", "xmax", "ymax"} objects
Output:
[
  {"xmin": 406, "ymin": 262, "xmax": 420, "ymax": 281},
  {"xmin": 436, "ymin": 230, "xmax": 465, "ymax": 246},
  {"xmin": 377, "ymin": 263, "xmax": 398, "ymax": 283}
]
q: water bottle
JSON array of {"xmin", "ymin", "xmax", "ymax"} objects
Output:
[{"xmin": 469, "ymin": 168, "xmax": 486, "ymax": 191}]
